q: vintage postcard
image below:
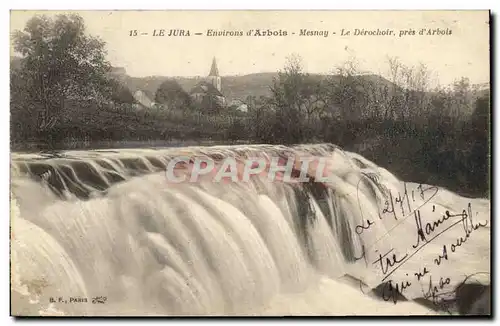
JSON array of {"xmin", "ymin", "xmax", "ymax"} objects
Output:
[{"xmin": 10, "ymin": 10, "xmax": 490, "ymax": 316}]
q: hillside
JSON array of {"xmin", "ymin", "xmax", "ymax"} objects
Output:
[
  {"xmin": 113, "ymin": 72, "xmax": 280, "ymax": 103},
  {"xmin": 116, "ymin": 71, "xmax": 400, "ymax": 104},
  {"xmin": 10, "ymin": 55, "xmax": 488, "ymax": 108},
  {"xmin": 8, "ymin": 55, "xmax": 406, "ymax": 103}
]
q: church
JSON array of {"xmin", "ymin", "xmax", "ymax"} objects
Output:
[{"xmin": 190, "ymin": 57, "xmax": 226, "ymax": 109}]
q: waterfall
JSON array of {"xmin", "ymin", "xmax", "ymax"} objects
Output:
[{"xmin": 10, "ymin": 144, "xmax": 490, "ymax": 316}]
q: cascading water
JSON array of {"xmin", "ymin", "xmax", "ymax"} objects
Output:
[{"xmin": 10, "ymin": 144, "xmax": 490, "ymax": 316}]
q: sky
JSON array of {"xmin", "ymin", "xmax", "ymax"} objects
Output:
[{"xmin": 10, "ymin": 10, "xmax": 490, "ymax": 86}]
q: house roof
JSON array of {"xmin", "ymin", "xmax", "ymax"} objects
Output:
[
  {"xmin": 190, "ymin": 81, "xmax": 224, "ymax": 97},
  {"xmin": 133, "ymin": 90, "xmax": 154, "ymax": 107},
  {"xmin": 134, "ymin": 89, "xmax": 155, "ymax": 100},
  {"xmin": 209, "ymin": 57, "xmax": 219, "ymax": 76}
]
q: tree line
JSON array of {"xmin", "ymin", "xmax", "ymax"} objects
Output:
[
  {"xmin": 10, "ymin": 14, "xmax": 490, "ymax": 197},
  {"xmin": 253, "ymin": 55, "xmax": 489, "ymax": 197}
]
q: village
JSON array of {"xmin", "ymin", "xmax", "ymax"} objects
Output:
[{"xmin": 113, "ymin": 57, "xmax": 249, "ymax": 113}]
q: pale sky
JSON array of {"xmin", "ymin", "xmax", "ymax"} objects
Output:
[{"xmin": 10, "ymin": 10, "xmax": 490, "ymax": 86}]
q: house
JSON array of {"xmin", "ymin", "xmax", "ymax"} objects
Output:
[
  {"xmin": 133, "ymin": 90, "xmax": 155, "ymax": 108},
  {"xmin": 190, "ymin": 57, "xmax": 226, "ymax": 109},
  {"xmin": 228, "ymin": 99, "xmax": 248, "ymax": 113}
]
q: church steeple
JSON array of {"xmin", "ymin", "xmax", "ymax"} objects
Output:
[
  {"xmin": 209, "ymin": 57, "xmax": 219, "ymax": 76},
  {"xmin": 207, "ymin": 57, "xmax": 222, "ymax": 92}
]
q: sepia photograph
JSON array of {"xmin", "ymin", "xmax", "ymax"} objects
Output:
[{"xmin": 9, "ymin": 10, "xmax": 491, "ymax": 316}]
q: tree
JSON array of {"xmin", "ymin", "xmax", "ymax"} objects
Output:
[
  {"xmin": 199, "ymin": 94, "xmax": 224, "ymax": 114},
  {"xmin": 154, "ymin": 79, "xmax": 192, "ymax": 110},
  {"xmin": 327, "ymin": 57, "xmax": 368, "ymax": 121},
  {"xmin": 268, "ymin": 54, "xmax": 328, "ymax": 143},
  {"xmin": 451, "ymin": 77, "xmax": 473, "ymax": 119},
  {"xmin": 108, "ymin": 79, "xmax": 136, "ymax": 104},
  {"xmin": 247, "ymin": 96, "xmax": 276, "ymax": 142},
  {"xmin": 381, "ymin": 57, "xmax": 433, "ymax": 122},
  {"xmin": 10, "ymin": 69, "xmax": 37, "ymax": 141},
  {"xmin": 11, "ymin": 13, "xmax": 112, "ymax": 145}
]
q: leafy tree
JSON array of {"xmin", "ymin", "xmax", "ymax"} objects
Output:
[
  {"xmin": 198, "ymin": 93, "xmax": 224, "ymax": 114},
  {"xmin": 154, "ymin": 79, "xmax": 192, "ymax": 109},
  {"xmin": 108, "ymin": 79, "xmax": 136, "ymax": 104},
  {"xmin": 11, "ymin": 13, "xmax": 112, "ymax": 144},
  {"xmin": 10, "ymin": 69, "xmax": 38, "ymax": 141}
]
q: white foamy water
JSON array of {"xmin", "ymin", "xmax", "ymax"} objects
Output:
[{"xmin": 10, "ymin": 144, "xmax": 490, "ymax": 316}]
